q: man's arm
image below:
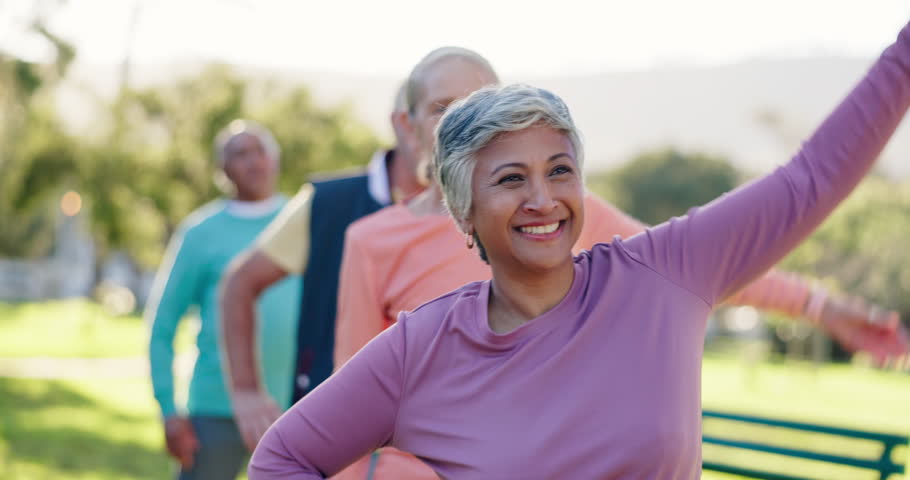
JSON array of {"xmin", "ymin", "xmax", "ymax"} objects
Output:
[
  {"xmin": 221, "ymin": 249, "xmax": 289, "ymax": 451},
  {"xmin": 146, "ymin": 225, "xmax": 204, "ymax": 468},
  {"xmin": 723, "ymin": 270, "xmax": 809, "ymax": 318},
  {"xmin": 220, "ymin": 184, "xmax": 314, "ymax": 451},
  {"xmin": 725, "ymin": 271, "xmax": 907, "ymax": 361}
]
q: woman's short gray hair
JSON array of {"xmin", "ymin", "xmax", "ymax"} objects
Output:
[
  {"xmin": 213, "ymin": 119, "xmax": 281, "ymax": 167},
  {"xmin": 433, "ymin": 84, "xmax": 584, "ymax": 228}
]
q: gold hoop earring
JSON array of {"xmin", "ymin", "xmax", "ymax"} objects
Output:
[{"xmin": 466, "ymin": 233, "xmax": 475, "ymax": 249}]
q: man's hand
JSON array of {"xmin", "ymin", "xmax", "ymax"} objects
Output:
[
  {"xmin": 164, "ymin": 416, "xmax": 199, "ymax": 469},
  {"xmin": 232, "ymin": 388, "xmax": 281, "ymax": 452},
  {"xmin": 819, "ymin": 296, "xmax": 909, "ymax": 365}
]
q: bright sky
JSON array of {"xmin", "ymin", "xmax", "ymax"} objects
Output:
[{"xmin": 3, "ymin": 0, "xmax": 909, "ymax": 76}]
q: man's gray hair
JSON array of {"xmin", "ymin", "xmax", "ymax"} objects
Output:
[
  {"xmin": 213, "ymin": 119, "xmax": 280, "ymax": 167},
  {"xmin": 406, "ymin": 46, "xmax": 499, "ymax": 115},
  {"xmin": 433, "ymin": 84, "xmax": 584, "ymax": 228},
  {"xmin": 393, "ymin": 80, "xmax": 408, "ymax": 113}
]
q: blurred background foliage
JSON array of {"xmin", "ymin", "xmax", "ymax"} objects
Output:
[
  {"xmin": 2, "ymin": 9, "xmax": 909, "ymax": 321},
  {"xmin": 1, "ymin": 20, "xmax": 380, "ymax": 269},
  {"xmin": 586, "ymin": 148, "xmax": 910, "ymax": 320}
]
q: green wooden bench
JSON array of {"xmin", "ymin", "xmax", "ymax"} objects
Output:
[{"xmin": 702, "ymin": 410, "xmax": 908, "ymax": 480}]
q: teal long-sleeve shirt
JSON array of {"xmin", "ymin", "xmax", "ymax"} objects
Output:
[{"xmin": 147, "ymin": 198, "xmax": 300, "ymax": 418}]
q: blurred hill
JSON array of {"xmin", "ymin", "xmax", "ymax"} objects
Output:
[{"xmin": 60, "ymin": 55, "xmax": 910, "ymax": 178}]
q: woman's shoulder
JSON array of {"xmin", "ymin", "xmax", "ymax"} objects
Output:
[
  {"xmin": 397, "ymin": 280, "xmax": 486, "ymax": 337},
  {"xmin": 573, "ymin": 237, "xmax": 655, "ymax": 284}
]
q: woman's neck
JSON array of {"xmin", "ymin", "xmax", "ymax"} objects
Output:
[{"xmin": 487, "ymin": 258, "xmax": 576, "ymax": 334}]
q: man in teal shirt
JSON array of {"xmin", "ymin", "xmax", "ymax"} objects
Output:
[{"xmin": 146, "ymin": 120, "xmax": 300, "ymax": 479}]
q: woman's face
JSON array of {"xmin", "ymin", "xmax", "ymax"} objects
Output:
[{"xmin": 467, "ymin": 125, "xmax": 584, "ymax": 273}]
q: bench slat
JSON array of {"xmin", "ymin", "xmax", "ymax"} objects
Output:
[
  {"xmin": 701, "ymin": 461, "xmax": 815, "ymax": 480},
  {"xmin": 703, "ymin": 435, "xmax": 902, "ymax": 474},
  {"xmin": 703, "ymin": 410, "xmax": 907, "ymax": 445},
  {"xmin": 702, "ymin": 410, "xmax": 908, "ymax": 479}
]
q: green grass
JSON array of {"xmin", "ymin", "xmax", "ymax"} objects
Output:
[
  {"xmin": 0, "ymin": 300, "xmax": 242, "ymax": 479},
  {"xmin": 701, "ymin": 353, "xmax": 910, "ymax": 479},
  {"xmin": 0, "ymin": 376, "xmax": 249, "ymax": 480},
  {"xmin": 0, "ymin": 300, "xmax": 196, "ymax": 358},
  {"xmin": 0, "ymin": 376, "xmax": 173, "ymax": 479}
]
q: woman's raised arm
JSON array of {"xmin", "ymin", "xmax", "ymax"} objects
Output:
[{"xmin": 625, "ymin": 21, "xmax": 910, "ymax": 307}]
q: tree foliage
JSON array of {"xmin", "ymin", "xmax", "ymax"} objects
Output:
[
  {"xmin": 589, "ymin": 147, "xmax": 740, "ymax": 225},
  {"xmin": 1, "ymin": 55, "xmax": 380, "ymax": 266},
  {"xmin": 83, "ymin": 65, "xmax": 381, "ymax": 267},
  {"xmin": 588, "ymin": 148, "xmax": 910, "ymax": 318},
  {"xmin": 780, "ymin": 177, "xmax": 910, "ymax": 316},
  {"xmin": 0, "ymin": 18, "xmax": 79, "ymax": 258}
]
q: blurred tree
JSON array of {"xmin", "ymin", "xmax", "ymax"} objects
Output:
[
  {"xmin": 0, "ymin": 14, "xmax": 79, "ymax": 258},
  {"xmin": 80, "ymin": 64, "xmax": 250, "ymax": 266},
  {"xmin": 2, "ymin": 56, "xmax": 380, "ymax": 268},
  {"xmin": 755, "ymin": 108, "xmax": 910, "ymax": 326},
  {"xmin": 84, "ymin": 65, "xmax": 381, "ymax": 268},
  {"xmin": 252, "ymin": 85, "xmax": 379, "ymax": 193},
  {"xmin": 780, "ymin": 177, "xmax": 910, "ymax": 318},
  {"xmin": 588, "ymin": 147, "xmax": 741, "ymax": 225},
  {"xmin": 589, "ymin": 144, "xmax": 910, "ymax": 361}
]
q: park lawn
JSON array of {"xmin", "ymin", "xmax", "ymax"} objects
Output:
[
  {"xmin": 0, "ymin": 353, "xmax": 906, "ymax": 479},
  {"xmin": 0, "ymin": 376, "xmax": 249, "ymax": 480},
  {"xmin": 0, "ymin": 376, "xmax": 175, "ymax": 479},
  {"xmin": 0, "ymin": 300, "xmax": 196, "ymax": 358},
  {"xmin": 701, "ymin": 353, "xmax": 909, "ymax": 480}
]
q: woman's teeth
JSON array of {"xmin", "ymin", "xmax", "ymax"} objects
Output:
[{"xmin": 519, "ymin": 222, "xmax": 559, "ymax": 235}]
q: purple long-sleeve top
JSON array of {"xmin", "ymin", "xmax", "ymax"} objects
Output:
[{"xmin": 250, "ymin": 23, "xmax": 910, "ymax": 479}]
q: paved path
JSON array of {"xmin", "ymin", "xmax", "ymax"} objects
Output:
[{"xmin": 0, "ymin": 352, "xmax": 196, "ymax": 379}]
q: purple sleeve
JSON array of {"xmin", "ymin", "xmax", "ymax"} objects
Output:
[
  {"xmin": 248, "ymin": 322, "xmax": 406, "ymax": 479},
  {"xmin": 625, "ymin": 22, "xmax": 910, "ymax": 305}
]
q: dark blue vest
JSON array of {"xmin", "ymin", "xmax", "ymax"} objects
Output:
[{"xmin": 292, "ymin": 172, "xmax": 384, "ymax": 401}]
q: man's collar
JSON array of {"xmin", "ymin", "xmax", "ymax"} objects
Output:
[{"xmin": 367, "ymin": 149, "xmax": 394, "ymax": 206}]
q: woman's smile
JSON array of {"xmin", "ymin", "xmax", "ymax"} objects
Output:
[{"xmin": 514, "ymin": 219, "xmax": 568, "ymax": 240}]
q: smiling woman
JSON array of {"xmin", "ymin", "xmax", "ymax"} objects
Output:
[
  {"xmin": 435, "ymin": 85, "xmax": 584, "ymax": 269},
  {"xmin": 249, "ymin": 21, "xmax": 910, "ymax": 480}
]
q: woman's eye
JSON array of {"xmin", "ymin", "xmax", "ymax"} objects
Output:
[
  {"xmin": 497, "ymin": 174, "xmax": 523, "ymax": 184},
  {"xmin": 550, "ymin": 165, "xmax": 572, "ymax": 176}
]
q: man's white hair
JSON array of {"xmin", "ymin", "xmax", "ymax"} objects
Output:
[
  {"xmin": 213, "ymin": 119, "xmax": 280, "ymax": 167},
  {"xmin": 405, "ymin": 46, "xmax": 499, "ymax": 115}
]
